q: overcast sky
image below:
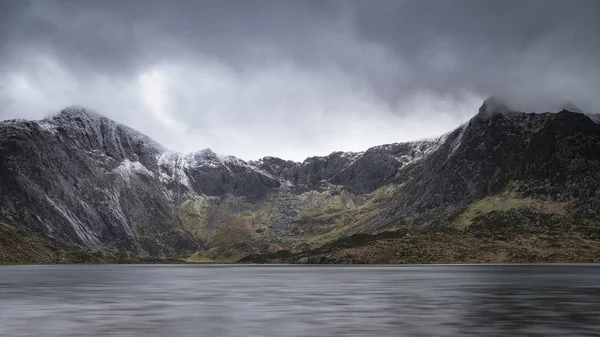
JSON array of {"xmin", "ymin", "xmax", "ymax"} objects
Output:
[{"xmin": 1, "ymin": 0, "xmax": 598, "ymax": 161}]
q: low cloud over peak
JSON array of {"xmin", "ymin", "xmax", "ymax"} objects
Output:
[{"xmin": 1, "ymin": 0, "xmax": 598, "ymax": 160}]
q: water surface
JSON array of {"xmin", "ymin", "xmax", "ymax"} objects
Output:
[{"xmin": 1, "ymin": 264, "xmax": 599, "ymax": 336}]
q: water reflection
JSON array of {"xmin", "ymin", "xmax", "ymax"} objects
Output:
[
  {"xmin": 0, "ymin": 265, "xmax": 598, "ymax": 336},
  {"xmin": 458, "ymin": 265, "xmax": 600, "ymax": 336}
]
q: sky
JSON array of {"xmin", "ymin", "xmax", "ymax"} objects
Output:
[{"xmin": 1, "ymin": 0, "xmax": 598, "ymax": 161}]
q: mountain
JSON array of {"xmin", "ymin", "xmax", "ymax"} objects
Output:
[{"xmin": 1, "ymin": 99, "xmax": 600, "ymax": 264}]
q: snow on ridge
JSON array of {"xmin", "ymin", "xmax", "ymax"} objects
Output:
[
  {"xmin": 368, "ymin": 132, "xmax": 451, "ymax": 170},
  {"xmin": 393, "ymin": 121, "xmax": 472, "ymax": 165},
  {"xmin": 219, "ymin": 154, "xmax": 282, "ymax": 181},
  {"xmin": 390, "ymin": 141, "xmax": 437, "ymax": 168},
  {"xmin": 41, "ymin": 106, "xmax": 165, "ymax": 153},
  {"xmin": 113, "ymin": 159, "xmax": 155, "ymax": 181},
  {"xmin": 157, "ymin": 149, "xmax": 224, "ymax": 183},
  {"xmin": 339, "ymin": 151, "xmax": 364, "ymax": 160},
  {"xmin": 184, "ymin": 149, "xmax": 221, "ymax": 169},
  {"xmin": 157, "ymin": 151, "xmax": 192, "ymax": 189},
  {"xmin": 335, "ymin": 151, "xmax": 364, "ymax": 169},
  {"xmin": 37, "ymin": 120, "xmax": 58, "ymax": 134},
  {"xmin": 335, "ymin": 151, "xmax": 365, "ymax": 166},
  {"xmin": 151, "ymin": 119, "xmax": 474, "ymax": 192},
  {"xmin": 299, "ymin": 151, "xmax": 365, "ymax": 167},
  {"xmin": 156, "ymin": 149, "xmax": 286, "ymax": 188},
  {"xmin": 448, "ymin": 122, "xmax": 469, "ymax": 157}
]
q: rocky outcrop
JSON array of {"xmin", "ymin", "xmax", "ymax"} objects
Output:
[
  {"xmin": 375, "ymin": 106, "xmax": 600, "ymax": 232},
  {"xmin": 0, "ymin": 107, "xmax": 196, "ymax": 259}
]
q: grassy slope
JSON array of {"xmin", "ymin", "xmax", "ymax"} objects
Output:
[
  {"xmin": 239, "ymin": 185, "xmax": 600, "ymax": 264},
  {"xmin": 177, "ymin": 188, "xmax": 383, "ymax": 262},
  {"xmin": 239, "ymin": 229, "xmax": 600, "ymax": 264},
  {"xmin": 321, "ymin": 232, "xmax": 600, "ymax": 264},
  {"xmin": 0, "ymin": 221, "xmax": 106, "ymax": 264},
  {"xmin": 451, "ymin": 184, "xmax": 568, "ymax": 229},
  {"xmin": 4, "ymin": 181, "xmax": 598, "ymax": 264},
  {"xmin": 0, "ymin": 221, "xmax": 193, "ymax": 265}
]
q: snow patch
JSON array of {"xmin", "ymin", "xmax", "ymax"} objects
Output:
[
  {"xmin": 113, "ymin": 159, "xmax": 155, "ymax": 181},
  {"xmin": 448, "ymin": 122, "xmax": 469, "ymax": 157},
  {"xmin": 375, "ymin": 134, "xmax": 449, "ymax": 169},
  {"xmin": 338, "ymin": 151, "xmax": 364, "ymax": 166},
  {"xmin": 157, "ymin": 152, "xmax": 193, "ymax": 189},
  {"xmin": 37, "ymin": 120, "xmax": 58, "ymax": 133},
  {"xmin": 384, "ymin": 122, "xmax": 469, "ymax": 165},
  {"xmin": 184, "ymin": 149, "xmax": 221, "ymax": 169},
  {"xmin": 219, "ymin": 154, "xmax": 280, "ymax": 180}
]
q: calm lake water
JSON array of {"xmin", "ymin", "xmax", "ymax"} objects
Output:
[{"xmin": 1, "ymin": 264, "xmax": 599, "ymax": 336}]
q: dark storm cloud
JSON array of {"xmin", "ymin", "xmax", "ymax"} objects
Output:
[
  {"xmin": 350, "ymin": 0, "xmax": 600, "ymax": 110},
  {"xmin": 0, "ymin": 0, "xmax": 598, "ymax": 159},
  {"xmin": 2, "ymin": 0, "xmax": 346, "ymax": 77}
]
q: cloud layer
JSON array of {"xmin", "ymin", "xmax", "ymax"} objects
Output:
[{"xmin": 1, "ymin": 0, "xmax": 598, "ymax": 160}]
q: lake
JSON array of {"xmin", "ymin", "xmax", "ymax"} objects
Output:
[{"xmin": 1, "ymin": 264, "xmax": 599, "ymax": 336}]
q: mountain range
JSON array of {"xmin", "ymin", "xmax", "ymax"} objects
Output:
[{"xmin": 1, "ymin": 98, "xmax": 599, "ymax": 264}]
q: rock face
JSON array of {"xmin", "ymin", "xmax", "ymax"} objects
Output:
[
  {"xmin": 0, "ymin": 107, "xmax": 194, "ymax": 259},
  {"xmin": 380, "ymin": 107, "xmax": 600, "ymax": 229},
  {"xmin": 1, "ymin": 100, "xmax": 599, "ymax": 262}
]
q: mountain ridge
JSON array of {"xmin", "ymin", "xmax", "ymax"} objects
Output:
[{"xmin": 1, "ymin": 100, "xmax": 599, "ymax": 263}]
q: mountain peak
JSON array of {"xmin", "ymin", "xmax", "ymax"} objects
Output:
[
  {"xmin": 474, "ymin": 96, "xmax": 512, "ymax": 121},
  {"xmin": 479, "ymin": 96, "xmax": 510, "ymax": 114},
  {"xmin": 58, "ymin": 105, "xmax": 102, "ymax": 119},
  {"xmin": 559, "ymin": 101, "xmax": 585, "ymax": 113},
  {"xmin": 196, "ymin": 148, "xmax": 216, "ymax": 157},
  {"xmin": 47, "ymin": 105, "xmax": 108, "ymax": 127}
]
